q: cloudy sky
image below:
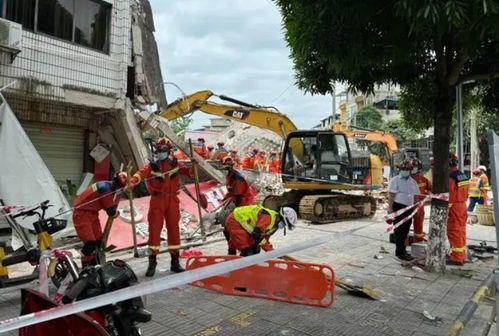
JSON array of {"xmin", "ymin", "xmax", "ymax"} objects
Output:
[{"xmin": 150, "ymin": 0, "xmax": 343, "ymax": 130}]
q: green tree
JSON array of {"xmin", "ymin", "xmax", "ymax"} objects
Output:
[
  {"xmin": 170, "ymin": 117, "xmax": 192, "ymax": 136},
  {"xmin": 275, "ymin": 0, "xmax": 499, "ymax": 272},
  {"xmin": 354, "ymin": 106, "xmax": 384, "ymax": 130},
  {"xmin": 384, "ymin": 118, "xmax": 419, "ymax": 145}
]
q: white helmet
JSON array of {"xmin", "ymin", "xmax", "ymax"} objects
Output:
[
  {"xmin": 478, "ymin": 165, "xmax": 487, "ymax": 172},
  {"xmin": 278, "ymin": 207, "xmax": 298, "ymax": 234}
]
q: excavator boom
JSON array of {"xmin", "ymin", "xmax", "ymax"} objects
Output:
[{"xmin": 160, "ymin": 90, "xmax": 298, "ymax": 139}]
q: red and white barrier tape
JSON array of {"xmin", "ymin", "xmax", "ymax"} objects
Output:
[
  {"xmin": 385, "ymin": 193, "xmax": 449, "ymax": 233},
  {"xmin": 0, "ymin": 234, "xmax": 336, "ymax": 333}
]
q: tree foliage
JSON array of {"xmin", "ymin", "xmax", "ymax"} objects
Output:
[
  {"xmin": 355, "ymin": 106, "xmax": 384, "ymax": 130},
  {"xmin": 169, "ymin": 117, "xmax": 192, "ymax": 136},
  {"xmin": 275, "ymin": 0, "xmax": 499, "ymax": 272}
]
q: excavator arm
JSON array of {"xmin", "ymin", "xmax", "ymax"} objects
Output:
[
  {"xmin": 160, "ymin": 90, "xmax": 298, "ymax": 139},
  {"xmin": 331, "ymin": 122, "xmax": 398, "ymax": 154}
]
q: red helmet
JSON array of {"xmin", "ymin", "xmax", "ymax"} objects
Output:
[
  {"xmin": 411, "ymin": 157, "xmax": 422, "ymax": 170},
  {"xmin": 252, "ymin": 148, "xmax": 259, "ymax": 154},
  {"xmin": 270, "ymin": 151, "xmax": 276, "ymax": 155},
  {"xmin": 449, "ymin": 153, "xmax": 458, "ymax": 167},
  {"xmin": 155, "ymin": 138, "xmax": 172, "ymax": 152},
  {"xmin": 260, "ymin": 151, "xmax": 266, "ymax": 155},
  {"xmin": 197, "ymin": 138, "xmax": 205, "ymax": 142}
]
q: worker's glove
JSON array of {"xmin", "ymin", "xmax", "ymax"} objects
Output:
[{"xmin": 251, "ymin": 228, "xmax": 262, "ymax": 244}]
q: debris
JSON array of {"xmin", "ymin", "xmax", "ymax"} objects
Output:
[
  {"xmin": 373, "ymin": 255, "xmax": 383, "ymax": 259},
  {"xmin": 422, "ymin": 310, "xmax": 443, "ymax": 323},
  {"xmin": 176, "ymin": 310, "xmax": 188, "ymax": 317},
  {"xmin": 411, "ymin": 266, "xmax": 424, "ymax": 273},
  {"xmin": 449, "ymin": 269, "xmax": 476, "ymax": 278},
  {"xmin": 379, "ymin": 246, "xmax": 390, "ymax": 254}
]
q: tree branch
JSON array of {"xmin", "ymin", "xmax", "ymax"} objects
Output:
[{"xmin": 458, "ymin": 71, "xmax": 499, "ymax": 84}]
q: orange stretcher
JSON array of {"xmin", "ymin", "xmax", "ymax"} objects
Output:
[{"xmin": 186, "ymin": 255, "xmax": 335, "ymax": 307}]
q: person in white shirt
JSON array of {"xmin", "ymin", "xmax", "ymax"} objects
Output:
[{"xmin": 387, "ymin": 158, "xmax": 420, "ymax": 261}]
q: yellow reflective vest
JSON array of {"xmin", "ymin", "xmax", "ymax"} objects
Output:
[
  {"xmin": 468, "ymin": 176, "xmax": 483, "ymax": 198},
  {"xmin": 233, "ymin": 205, "xmax": 279, "ymax": 235}
]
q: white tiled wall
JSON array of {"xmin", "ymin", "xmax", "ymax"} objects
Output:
[{"xmin": 0, "ymin": 0, "xmax": 131, "ymax": 103}]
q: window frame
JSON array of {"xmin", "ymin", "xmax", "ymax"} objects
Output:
[{"xmin": 4, "ymin": 0, "xmax": 112, "ymax": 54}]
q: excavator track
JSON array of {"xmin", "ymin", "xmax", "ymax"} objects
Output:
[{"xmin": 299, "ymin": 194, "xmax": 376, "ymax": 224}]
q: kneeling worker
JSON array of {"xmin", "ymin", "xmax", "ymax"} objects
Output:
[
  {"xmin": 73, "ymin": 172, "xmax": 127, "ymax": 266},
  {"xmin": 224, "ymin": 205, "xmax": 298, "ymax": 256}
]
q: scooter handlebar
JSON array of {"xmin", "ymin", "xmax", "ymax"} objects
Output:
[{"xmin": 2, "ymin": 251, "xmax": 29, "ymax": 266}]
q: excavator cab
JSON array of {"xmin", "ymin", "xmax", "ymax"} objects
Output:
[{"xmin": 282, "ymin": 131, "xmax": 352, "ymax": 186}]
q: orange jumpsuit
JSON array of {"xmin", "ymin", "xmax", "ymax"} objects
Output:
[
  {"xmin": 254, "ymin": 154, "xmax": 267, "ymax": 171},
  {"xmin": 268, "ymin": 158, "xmax": 281, "ymax": 174},
  {"xmin": 225, "ymin": 211, "xmax": 274, "ymax": 253},
  {"xmin": 411, "ymin": 174, "xmax": 432, "ymax": 242},
  {"xmin": 479, "ymin": 173, "xmax": 490, "ymax": 205},
  {"xmin": 173, "ymin": 150, "xmax": 190, "ymax": 161},
  {"xmin": 131, "ymin": 158, "xmax": 191, "ymax": 255},
  {"xmin": 229, "ymin": 154, "xmax": 242, "ymax": 169},
  {"xmin": 73, "ymin": 181, "xmax": 118, "ymax": 243},
  {"xmin": 447, "ymin": 168, "xmax": 469, "ymax": 263},
  {"xmin": 193, "ymin": 144, "xmax": 207, "ymax": 159},
  {"xmin": 223, "ymin": 170, "xmax": 254, "ymax": 206},
  {"xmin": 242, "ymin": 155, "xmax": 255, "ymax": 170}
]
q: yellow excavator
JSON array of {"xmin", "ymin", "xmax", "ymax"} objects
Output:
[{"xmin": 161, "ymin": 90, "xmax": 397, "ymax": 223}]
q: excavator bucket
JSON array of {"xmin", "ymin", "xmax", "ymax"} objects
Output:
[
  {"xmin": 186, "ymin": 255, "xmax": 335, "ymax": 307},
  {"xmin": 19, "ymin": 288, "xmax": 110, "ymax": 336}
]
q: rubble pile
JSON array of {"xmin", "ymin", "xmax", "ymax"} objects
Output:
[
  {"xmin": 246, "ymin": 172, "xmax": 284, "ymax": 195},
  {"xmin": 211, "ymin": 122, "xmax": 283, "ymax": 154}
]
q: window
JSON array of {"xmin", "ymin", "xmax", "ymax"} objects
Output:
[
  {"xmin": 74, "ymin": 0, "xmax": 110, "ymax": 53},
  {"xmin": 37, "ymin": 0, "xmax": 74, "ymax": 41},
  {"xmin": 4, "ymin": 0, "xmax": 111, "ymax": 53},
  {"xmin": 5, "ymin": 0, "xmax": 35, "ymax": 30}
]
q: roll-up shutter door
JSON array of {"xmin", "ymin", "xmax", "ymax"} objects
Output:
[{"xmin": 21, "ymin": 122, "xmax": 85, "ymax": 187}]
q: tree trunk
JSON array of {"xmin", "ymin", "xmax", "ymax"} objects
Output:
[{"xmin": 425, "ymin": 84, "xmax": 455, "ymax": 273}]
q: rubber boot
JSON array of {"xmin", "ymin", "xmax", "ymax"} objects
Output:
[
  {"xmin": 145, "ymin": 255, "xmax": 157, "ymax": 277},
  {"xmin": 228, "ymin": 248, "xmax": 237, "ymax": 255},
  {"xmin": 170, "ymin": 252, "xmax": 185, "ymax": 273}
]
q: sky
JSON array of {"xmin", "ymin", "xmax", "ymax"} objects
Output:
[{"xmin": 149, "ymin": 0, "xmax": 343, "ymax": 130}]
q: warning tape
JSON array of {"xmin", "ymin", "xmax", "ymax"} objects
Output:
[
  {"xmin": 385, "ymin": 193, "xmax": 449, "ymax": 233},
  {"xmin": 0, "ymin": 166, "xmax": 181, "ymax": 221},
  {"xmin": 0, "ymin": 235, "xmax": 333, "ymax": 333}
]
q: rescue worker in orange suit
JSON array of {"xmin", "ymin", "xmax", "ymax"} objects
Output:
[
  {"xmin": 268, "ymin": 152, "xmax": 281, "ymax": 174},
  {"xmin": 254, "ymin": 150, "xmax": 267, "ymax": 172},
  {"xmin": 224, "ymin": 205, "xmax": 298, "ymax": 256},
  {"xmin": 468, "ymin": 168, "xmax": 484, "ymax": 213},
  {"xmin": 242, "ymin": 148, "xmax": 258, "ymax": 170},
  {"xmin": 73, "ymin": 172, "xmax": 127, "ymax": 266},
  {"xmin": 193, "ymin": 138, "xmax": 208, "ymax": 158},
  {"xmin": 130, "ymin": 138, "xmax": 193, "ymax": 276},
  {"xmin": 477, "ymin": 165, "xmax": 490, "ymax": 205},
  {"xmin": 228, "ymin": 149, "xmax": 241, "ymax": 169},
  {"xmin": 410, "ymin": 158, "xmax": 432, "ymax": 243},
  {"xmin": 214, "ymin": 142, "xmax": 228, "ymax": 162},
  {"xmin": 221, "ymin": 157, "xmax": 255, "ymax": 207},
  {"xmin": 447, "ymin": 153, "xmax": 469, "ymax": 266}
]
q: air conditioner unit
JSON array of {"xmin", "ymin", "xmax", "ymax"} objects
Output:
[{"xmin": 0, "ymin": 18, "xmax": 22, "ymax": 51}]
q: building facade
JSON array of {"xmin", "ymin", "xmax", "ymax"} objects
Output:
[{"xmin": 0, "ymin": 0, "xmax": 165, "ymax": 198}]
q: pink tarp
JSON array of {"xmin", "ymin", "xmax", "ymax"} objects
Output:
[{"xmin": 98, "ymin": 181, "xmax": 227, "ymax": 251}]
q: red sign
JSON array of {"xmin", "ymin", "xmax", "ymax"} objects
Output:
[{"xmin": 39, "ymin": 128, "xmax": 52, "ymax": 134}]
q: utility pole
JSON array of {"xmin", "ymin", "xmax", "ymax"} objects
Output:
[
  {"xmin": 456, "ymin": 84, "xmax": 464, "ymax": 171},
  {"xmin": 331, "ymin": 82, "xmax": 336, "ymax": 127},
  {"xmin": 470, "ymin": 107, "xmax": 479, "ymax": 170}
]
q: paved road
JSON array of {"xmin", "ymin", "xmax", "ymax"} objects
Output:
[{"xmin": 0, "ymin": 211, "xmax": 496, "ymax": 336}]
